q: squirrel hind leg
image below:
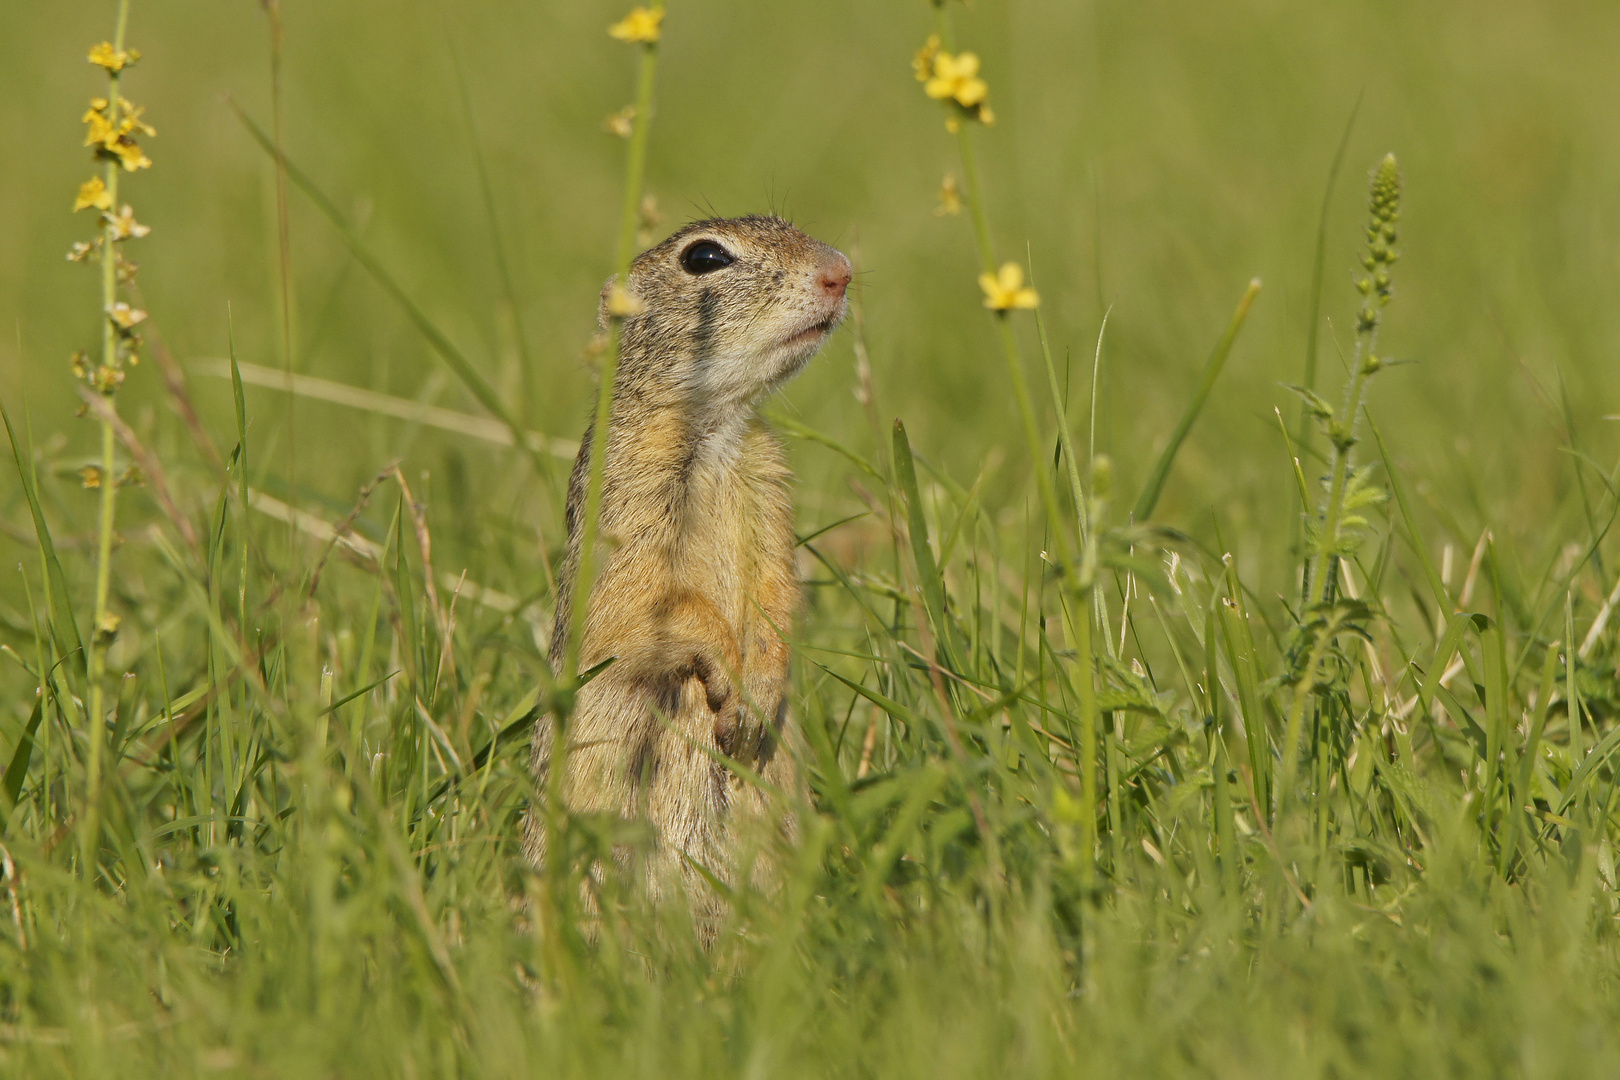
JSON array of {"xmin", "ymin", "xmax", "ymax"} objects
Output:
[{"xmin": 636, "ymin": 676, "xmax": 734, "ymax": 890}]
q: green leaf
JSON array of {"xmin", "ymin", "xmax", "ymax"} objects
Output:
[
  {"xmin": 1283, "ymin": 383, "xmax": 1336, "ymax": 420},
  {"xmin": 0, "ymin": 693, "xmax": 44, "ymax": 831}
]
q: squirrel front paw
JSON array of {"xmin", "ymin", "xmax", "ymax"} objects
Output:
[
  {"xmin": 712, "ymin": 700, "xmax": 742, "ymax": 757},
  {"xmin": 686, "ymin": 653, "xmax": 742, "ymax": 755},
  {"xmin": 688, "ymin": 652, "xmax": 732, "ymax": 713}
]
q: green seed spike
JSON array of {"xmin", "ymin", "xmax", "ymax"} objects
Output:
[
  {"xmin": 1369, "ymin": 152, "xmax": 1401, "ymax": 226},
  {"xmin": 1361, "ymin": 154, "xmax": 1402, "ymax": 313}
]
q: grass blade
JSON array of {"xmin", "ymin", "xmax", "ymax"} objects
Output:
[
  {"xmin": 228, "ymin": 100, "xmax": 542, "ymax": 473},
  {"xmin": 1133, "ymin": 279, "xmax": 1261, "ymax": 522},
  {"xmin": 893, "ymin": 419, "xmax": 955, "ymax": 669},
  {"xmin": 1, "ymin": 399, "xmax": 86, "ymax": 687}
]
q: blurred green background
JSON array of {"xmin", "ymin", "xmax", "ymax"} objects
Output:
[{"xmin": 2, "ymin": 0, "xmax": 1617, "ymax": 590}]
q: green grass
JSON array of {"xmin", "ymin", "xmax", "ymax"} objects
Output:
[{"xmin": 2, "ymin": 1, "xmax": 1620, "ymax": 1076}]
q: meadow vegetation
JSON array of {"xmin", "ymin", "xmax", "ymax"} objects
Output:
[{"xmin": 1, "ymin": 1, "xmax": 1619, "ymax": 1076}]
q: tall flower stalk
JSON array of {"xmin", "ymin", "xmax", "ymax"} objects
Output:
[
  {"xmin": 1279, "ymin": 154, "xmax": 1400, "ymax": 811},
  {"xmin": 1302, "ymin": 154, "xmax": 1401, "ymax": 609},
  {"xmin": 537, "ymin": 2, "xmax": 664, "ymax": 970},
  {"xmin": 558, "ymin": 2, "xmax": 665, "ymax": 713},
  {"xmin": 70, "ymin": 0, "xmax": 152, "ymax": 867},
  {"xmin": 914, "ymin": 8, "xmax": 1111, "ymax": 887}
]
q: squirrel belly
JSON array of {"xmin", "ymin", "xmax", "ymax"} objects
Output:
[{"xmin": 524, "ymin": 216, "xmax": 851, "ymax": 924}]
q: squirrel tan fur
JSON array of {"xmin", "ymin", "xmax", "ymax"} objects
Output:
[{"xmin": 525, "ymin": 215, "xmax": 852, "ymax": 925}]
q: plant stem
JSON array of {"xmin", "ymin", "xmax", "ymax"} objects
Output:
[
  {"xmin": 545, "ymin": 5, "xmax": 664, "ymax": 964},
  {"xmin": 562, "ymin": 12, "xmax": 663, "ymax": 698},
  {"xmin": 935, "ymin": 4, "xmax": 1096, "ymax": 880},
  {"xmin": 262, "ymin": 1, "xmax": 297, "ymax": 531},
  {"xmin": 953, "ymin": 125, "xmax": 996, "ymax": 277},
  {"xmin": 1071, "ymin": 580, "xmax": 1099, "ymax": 890},
  {"xmin": 1304, "ymin": 336, "xmax": 1375, "ymax": 609},
  {"xmin": 1277, "ymin": 628, "xmax": 1329, "ymax": 811}
]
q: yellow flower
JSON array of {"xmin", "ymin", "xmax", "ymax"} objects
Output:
[
  {"xmin": 979, "ymin": 262, "xmax": 1039, "ymax": 311},
  {"xmin": 92, "ymin": 365, "xmax": 126, "ymax": 393},
  {"xmin": 83, "ymin": 96, "xmax": 153, "ymax": 169},
  {"xmin": 107, "ymin": 301, "xmax": 148, "ymax": 330},
  {"xmin": 935, "ymin": 174, "xmax": 961, "ymax": 217},
  {"xmin": 104, "ymin": 204, "xmax": 151, "ymax": 240},
  {"xmin": 71, "ymin": 352, "xmax": 91, "ymax": 378},
  {"xmin": 119, "ymin": 102, "xmax": 156, "ymax": 139},
  {"xmin": 80, "ymin": 465, "xmax": 104, "ymax": 489},
  {"xmin": 67, "ymin": 241, "xmax": 97, "ymax": 263},
  {"xmin": 74, "ymin": 176, "xmax": 113, "ymax": 212},
  {"xmin": 636, "ymin": 192, "xmax": 662, "ymax": 247},
  {"xmin": 608, "ymin": 6, "xmax": 663, "ymax": 43},
  {"xmin": 912, "ymin": 35, "xmax": 940, "ymax": 82},
  {"xmin": 83, "ymin": 104, "xmax": 118, "ymax": 149},
  {"xmin": 605, "ymin": 284, "xmax": 646, "ymax": 317},
  {"xmin": 88, "ymin": 42, "xmax": 140, "ymax": 73},
  {"xmin": 113, "ymin": 140, "xmax": 152, "ymax": 171},
  {"xmin": 604, "ymin": 105, "xmax": 636, "ymax": 138},
  {"xmin": 925, "ymin": 51, "xmax": 988, "ymax": 108}
]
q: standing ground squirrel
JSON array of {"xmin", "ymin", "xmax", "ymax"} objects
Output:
[{"xmin": 525, "ymin": 215, "xmax": 852, "ymax": 924}]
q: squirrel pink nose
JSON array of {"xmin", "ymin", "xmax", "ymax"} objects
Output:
[{"xmin": 818, "ymin": 255, "xmax": 852, "ymax": 300}]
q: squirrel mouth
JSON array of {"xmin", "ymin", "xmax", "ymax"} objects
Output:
[{"xmin": 781, "ymin": 316, "xmax": 838, "ymax": 350}]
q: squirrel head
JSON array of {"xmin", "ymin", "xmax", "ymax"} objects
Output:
[{"xmin": 601, "ymin": 215, "xmax": 851, "ymax": 409}]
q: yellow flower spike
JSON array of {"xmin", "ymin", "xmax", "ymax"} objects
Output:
[
  {"xmin": 925, "ymin": 51, "xmax": 988, "ymax": 108},
  {"xmin": 605, "ymin": 284, "xmax": 646, "ymax": 318},
  {"xmin": 608, "ymin": 6, "xmax": 663, "ymax": 44},
  {"xmin": 88, "ymin": 42, "xmax": 140, "ymax": 73},
  {"xmin": 74, "ymin": 176, "xmax": 113, "ymax": 213},
  {"xmin": 935, "ymin": 174, "xmax": 962, "ymax": 217},
  {"xmin": 104, "ymin": 204, "xmax": 150, "ymax": 240},
  {"xmin": 979, "ymin": 262, "xmax": 1039, "ymax": 311}
]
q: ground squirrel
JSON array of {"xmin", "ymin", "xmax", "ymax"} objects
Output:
[{"xmin": 525, "ymin": 215, "xmax": 852, "ymax": 925}]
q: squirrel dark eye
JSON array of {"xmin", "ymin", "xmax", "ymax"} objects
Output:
[{"xmin": 680, "ymin": 240, "xmax": 734, "ymax": 275}]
